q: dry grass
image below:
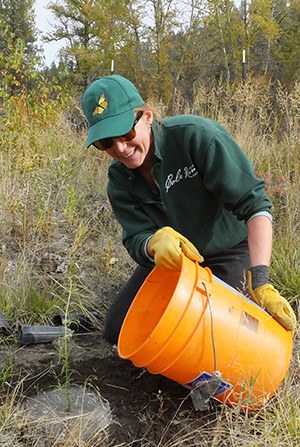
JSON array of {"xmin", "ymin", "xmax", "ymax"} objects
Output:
[{"xmin": 0, "ymin": 112, "xmax": 135, "ymax": 327}]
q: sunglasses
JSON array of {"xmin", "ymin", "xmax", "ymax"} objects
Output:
[{"xmin": 92, "ymin": 111, "xmax": 144, "ymax": 151}]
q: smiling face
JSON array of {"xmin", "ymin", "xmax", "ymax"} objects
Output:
[{"xmin": 105, "ymin": 110, "xmax": 154, "ymax": 169}]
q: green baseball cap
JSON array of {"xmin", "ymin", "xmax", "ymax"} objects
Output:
[{"xmin": 81, "ymin": 75, "xmax": 144, "ymax": 147}]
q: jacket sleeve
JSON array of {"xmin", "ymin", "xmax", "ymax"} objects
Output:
[
  {"xmin": 196, "ymin": 127, "xmax": 272, "ymax": 222},
  {"xmin": 107, "ymin": 179, "xmax": 155, "ymax": 267}
]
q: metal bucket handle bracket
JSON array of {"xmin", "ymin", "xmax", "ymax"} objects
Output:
[{"xmin": 190, "ymin": 370, "xmax": 222, "ymax": 411}]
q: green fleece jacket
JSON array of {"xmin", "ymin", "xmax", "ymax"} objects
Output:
[{"xmin": 107, "ymin": 115, "xmax": 272, "ymax": 267}]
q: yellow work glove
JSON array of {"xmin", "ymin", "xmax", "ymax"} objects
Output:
[
  {"xmin": 248, "ymin": 270, "xmax": 297, "ymax": 332},
  {"xmin": 148, "ymin": 226, "xmax": 204, "ymax": 271}
]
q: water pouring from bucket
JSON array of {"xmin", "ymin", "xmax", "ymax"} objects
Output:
[{"xmin": 118, "ymin": 254, "xmax": 293, "ymax": 410}]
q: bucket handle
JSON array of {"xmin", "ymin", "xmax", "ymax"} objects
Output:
[
  {"xmin": 196, "ymin": 267, "xmax": 218, "ymax": 371},
  {"xmin": 195, "ymin": 266, "xmax": 213, "ymax": 297}
]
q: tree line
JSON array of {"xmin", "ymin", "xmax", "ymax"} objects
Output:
[{"xmin": 1, "ymin": 0, "xmax": 300, "ymax": 113}]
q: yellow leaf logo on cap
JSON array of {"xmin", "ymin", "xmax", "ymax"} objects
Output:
[{"xmin": 92, "ymin": 95, "xmax": 108, "ymax": 116}]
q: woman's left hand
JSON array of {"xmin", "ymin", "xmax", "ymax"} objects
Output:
[{"xmin": 248, "ymin": 272, "xmax": 297, "ymax": 332}]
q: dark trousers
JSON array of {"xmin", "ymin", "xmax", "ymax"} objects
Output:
[{"xmin": 104, "ymin": 239, "xmax": 250, "ymax": 345}]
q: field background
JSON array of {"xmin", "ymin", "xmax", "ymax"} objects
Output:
[{"xmin": 0, "ymin": 80, "xmax": 299, "ymax": 446}]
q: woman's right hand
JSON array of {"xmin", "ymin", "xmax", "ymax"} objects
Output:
[{"xmin": 148, "ymin": 226, "xmax": 204, "ymax": 271}]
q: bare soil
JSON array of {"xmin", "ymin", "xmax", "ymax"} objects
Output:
[{"xmin": 1, "ymin": 329, "xmax": 221, "ymax": 447}]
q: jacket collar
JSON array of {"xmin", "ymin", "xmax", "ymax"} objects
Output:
[{"xmin": 151, "ymin": 119, "xmax": 163, "ymax": 161}]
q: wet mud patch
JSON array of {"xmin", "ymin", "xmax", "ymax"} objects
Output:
[{"xmin": 1, "ymin": 333, "xmax": 220, "ymax": 446}]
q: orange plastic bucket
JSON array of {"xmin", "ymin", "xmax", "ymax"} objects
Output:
[{"xmin": 118, "ymin": 255, "xmax": 293, "ymax": 409}]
